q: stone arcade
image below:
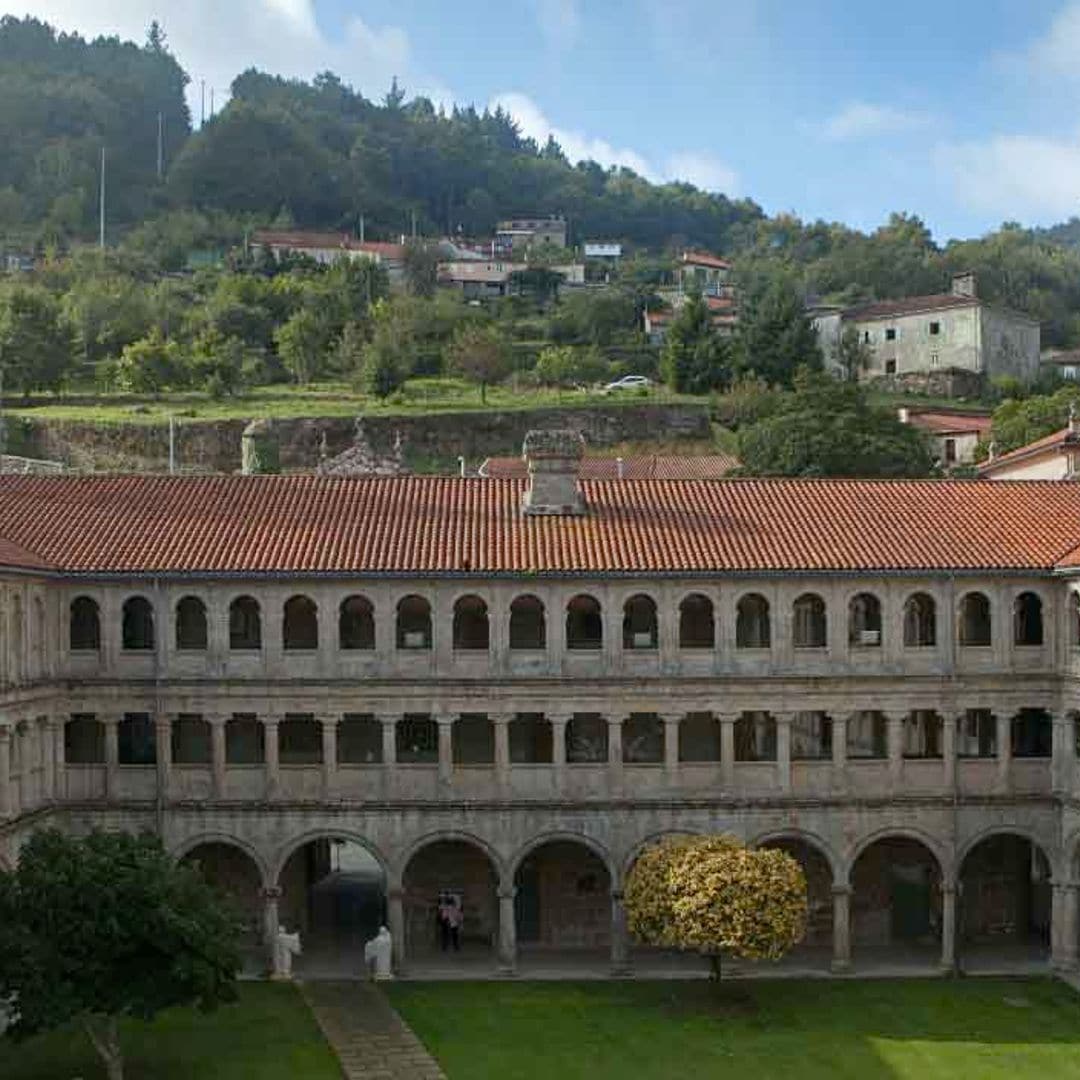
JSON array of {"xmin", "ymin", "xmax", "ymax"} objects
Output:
[{"xmin": 3, "ymin": 433, "xmax": 1080, "ymax": 977}]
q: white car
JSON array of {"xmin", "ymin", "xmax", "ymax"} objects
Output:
[{"xmin": 602, "ymin": 375, "xmax": 652, "ymax": 393}]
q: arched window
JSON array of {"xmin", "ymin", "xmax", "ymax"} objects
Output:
[
  {"xmin": 793, "ymin": 593, "xmax": 827, "ymax": 649},
  {"xmin": 679, "ymin": 594, "xmax": 714, "ymax": 649},
  {"xmin": 69, "ymin": 597, "xmax": 100, "ymax": 652},
  {"xmin": 175, "ymin": 596, "xmax": 208, "ymax": 651},
  {"xmin": 509, "ymin": 595, "xmax": 546, "ymax": 650},
  {"xmin": 453, "ymin": 595, "xmax": 489, "ymax": 650},
  {"xmin": 903, "ymin": 593, "xmax": 936, "ymax": 648},
  {"xmin": 622, "ymin": 594, "xmax": 658, "ymax": 650},
  {"xmin": 736, "ymin": 594, "xmax": 770, "ymax": 649},
  {"xmin": 283, "ymin": 595, "xmax": 318, "ymax": 651},
  {"xmin": 848, "ymin": 593, "xmax": 882, "ymax": 647},
  {"xmin": 566, "ymin": 595, "xmax": 602, "ymax": 651},
  {"xmin": 122, "ymin": 596, "xmax": 155, "ymax": 651},
  {"xmin": 229, "ymin": 597, "xmax": 261, "ymax": 650},
  {"xmin": 1072, "ymin": 593, "xmax": 1080, "ymax": 650},
  {"xmin": 959, "ymin": 592, "xmax": 991, "ymax": 647},
  {"xmin": 1013, "ymin": 591, "xmax": 1043, "ymax": 647},
  {"xmin": 339, "ymin": 596, "xmax": 375, "ymax": 650},
  {"xmin": 397, "ymin": 595, "xmax": 432, "ymax": 650}
]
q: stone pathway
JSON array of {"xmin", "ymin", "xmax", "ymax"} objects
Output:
[{"xmin": 301, "ymin": 980, "xmax": 447, "ymax": 1080}]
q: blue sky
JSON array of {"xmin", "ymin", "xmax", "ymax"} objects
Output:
[{"xmin": 12, "ymin": 0, "xmax": 1080, "ymax": 240}]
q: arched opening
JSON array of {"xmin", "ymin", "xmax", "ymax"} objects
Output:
[
  {"xmin": 959, "ymin": 592, "xmax": 991, "ymax": 647},
  {"xmin": 678, "ymin": 594, "xmax": 714, "ymax": 649},
  {"xmin": 848, "ymin": 593, "xmax": 882, "ymax": 647},
  {"xmin": 403, "ymin": 839, "xmax": 498, "ymax": 969},
  {"xmin": 509, "ymin": 595, "xmax": 546, "ymax": 650},
  {"xmin": 1013, "ymin": 592, "xmax": 1044, "ymax": 647},
  {"xmin": 1072, "ymin": 593, "xmax": 1080, "ymax": 649},
  {"xmin": 175, "ymin": 596, "xmax": 208, "ymax": 651},
  {"xmin": 453, "ymin": 596, "xmax": 489, "ymax": 651},
  {"xmin": 903, "ymin": 593, "xmax": 936, "ymax": 648},
  {"xmin": 566, "ymin": 595, "xmax": 602, "ymax": 651},
  {"xmin": 959, "ymin": 834, "xmax": 1051, "ymax": 971},
  {"xmin": 850, "ymin": 837, "xmax": 941, "ymax": 965},
  {"xmin": 793, "ymin": 593, "xmax": 827, "ymax": 649},
  {"xmin": 122, "ymin": 596, "xmax": 155, "ymax": 651},
  {"xmin": 181, "ymin": 842, "xmax": 264, "ymax": 968},
  {"xmin": 736, "ymin": 593, "xmax": 770, "ymax": 649},
  {"xmin": 622, "ymin": 595, "xmax": 658, "ymax": 650},
  {"xmin": 338, "ymin": 596, "xmax": 375, "ymax": 650},
  {"xmin": 397, "ymin": 595, "xmax": 432, "ymax": 650},
  {"xmin": 759, "ymin": 837, "xmax": 834, "ymax": 968},
  {"xmin": 283, "ymin": 595, "xmax": 318, "ymax": 651},
  {"xmin": 69, "ymin": 597, "xmax": 100, "ymax": 652},
  {"xmin": 278, "ymin": 837, "xmax": 387, "ymax": 977},
  {"xmin": 229, "ymin": 597, "xmax": 261, "ymax": 651},
  {"xmin": 515, "ymin": 840, "xmax": 611, "ymax": 969}
]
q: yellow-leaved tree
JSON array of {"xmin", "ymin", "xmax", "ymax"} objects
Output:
[{"xmin": 624, "ymin": 834, "xmax": 807, "ymax": 979}]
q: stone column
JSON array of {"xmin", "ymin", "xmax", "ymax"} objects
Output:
[
  {"xmin": 940, "ymin": 883, "xmax": 957, "ymax": 974},
  {"xmin": 210, "ymin": 715, "xmax": 227, "ymax": 800},
  {"xmin": 941, "ymin": 712, "xmax": 957, "ymax": 793},
  {"xmin": 263, "ymin": 715, "xmax": 280, "ymax": 800},
  {"xmin": 262, "ymin": 887, "xmax": 283, "ymax": 975},
  {"xmin": 387, "ymin": 886, "xmax": 406, "ymax": 973},
  {"xmin": 493, "ymin": 713, "xmax": 512, "ymax": 796},
  {"xmin": 832, "ymin": 713, "xmax": 849, "ymax": 791},
  {"xmin": 886, "ymin": 712, "xmax": 905, "ymax": 791},
  {"xmin": 437, "ymin": 713, "xmax": 454, "ymax": 790},
  {"xmin": 662, "ymin": 713, "xmax": 681, "ymax": 786},
  {"xmin": 996, "ymin": 711, "xmax": 1012, "ymax": 792},
  {"xmin": 720, "ymin": 713, "xmax": 737, "ymax": 789},
  {"xmin": 607, "ymin": 715, "xmax": 623, "ymax": 795},
  {"xmin": 103, "ymin": 714, "xmax": 120, "ymax": 801},
  {"xmin": 0, "ymin": 725, "xmax": 11, "ymax": 819},
  {"xmin": 775, "ymin": 711, "xmax": 793, "ymax": 794},
  {"xmin": 550, "ymin": 713, "xmax": 569, "ymax": 794},
  {"xmin": 52, "ymin": 718, "xmax": 65, "ymax": 803},
  {"xmin": 1061, "ymin": 881, "xmax": 1079, "ymax": 972},
  {"xmin": 610, "ymin": 889, "xmax": 631, "ymax": 975},
  {"xmin": 497, "ymin": 884, "xmax": 517, "ymax": 975},
  {"xmin": 1052, "ymin": 712, "xmax": 1072, "ymax": 795},
  {"xmin": 319, "ymin": 714, "xmax": 337, "ymax": 799},
  {"xmin": 40, "ymin": 717, "xmax": 54, "ymax": 803},
  {"xmin": 155, "ymin": 713, "xmax": 173, "ymax": 802},
  {"xmin": 831, "ymin": 885, "xmax": 852, "ymax": 973},
  {"xmin": 379, "ymin": 714, "xmax": 397, "ymax": 800}
]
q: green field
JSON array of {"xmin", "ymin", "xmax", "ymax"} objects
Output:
[
  {"xmin": 1, "ymin": 982, "xmax": 341, "ymax": 1080},
  {"xmin": 389, "ymin": 978, "xmax": 1080, "ymax": 1080}
]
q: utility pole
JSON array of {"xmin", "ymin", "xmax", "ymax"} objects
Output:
[
  {"xmin": 411, "ymin": 208, "xmax": 417, "ymax": 239},
  {"xmin": 157, "ymin": 111, "xmax": 164, "ymax": 180},
  {"xmin": 200, "ymin": 79, "xmax": 206, "ymax": 127},
  {"xmin": 99, "ymin": 146, "xmax": 106, "ymax": 250},
  {"xmin": 168, "ymin": 416, "xmax": 176, "ymax": 475},
  {"xmin": 359, "ymin": 212, "xmax": 365, "ymax": 245}
]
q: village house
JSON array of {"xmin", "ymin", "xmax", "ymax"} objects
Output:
[
  {"xmin": 250, "ymin": 230, "xmax": 406, "ymax": 286},
  {"xmin": 494, "ymin": 216, "xmax": 568, "ymax": 256},
  {"xmin": 898, "ymin": 408, "xmax": 992, "ymax": 468},
  {"xmin": 2, "ymin": 431, "xmax": 1080, "ymax": 979},
  {"xmin": 979, "ymin": 415, "xmax": 1080, "ymax": 480}
]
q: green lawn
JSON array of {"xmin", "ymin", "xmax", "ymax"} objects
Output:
[
  {"xmin": 1, "ymin": 983, "xmax": 341, "ymax": 1080},
  {"xmin": 389, "ymin": 978, "xmax": 1080, "ymax": 1080}
]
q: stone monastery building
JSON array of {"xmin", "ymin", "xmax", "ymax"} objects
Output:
[{"xmin": 4, "ymin": 430, "xmax": 1080, "ymax": 977}]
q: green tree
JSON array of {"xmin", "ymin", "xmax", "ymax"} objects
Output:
[
  {"xmin": 0, "ymin": 283, "xmax": 76, "ymax": 393},
  {"xmin": 111, "ymin": 329, "xmax": 187, "ymax": 393},
  {"xmin": 735, "ymin": 274, "xmax": 822, "ymax": 386},
  {"xmin": 357, "ymin": 300, "xmax": 409, "ymax": 398},
  {"xmin": 0, "ymin": 829, "xmax": 240, "ymax": 1080},
  {"xmin": 736, "ymin": 368, "xmax": 935, "ymax": 477},
  {"xmin": 660, "ymin": 293, "xmax": 733, "ymax": 393},
  {"xmin": 402, "ymin": 239, "xmax": 441, "ymax": 298},
  {"xmin": 837, "ymin": 324, "xmax": 873, "ymax": 382},
  {"xmin": 535, "ymin": 344, "xmax": 609, "ymax": 389},
  {"xmin": 446, "ymin": 323, "xmax": 511, "ymax": 402},
  {"xmin": 273, "ymin": 306, "xmax": 327, "ymax": 384}
]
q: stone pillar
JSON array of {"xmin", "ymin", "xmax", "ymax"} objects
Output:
[
  {"xmin": 380, "ymin": 714, "xmax": 397, "ymax": 800},
  {"xmin": 155, "ymin": 713, "xmax": 173, "ymax": 802},
  {"xmin": 103, "ymin": 714, "xmax": 120, "ymax": 801},
  {"xmin": 0, "ymin": 725, "xmax": 11, "ymax": 819},
  {"xmin": 941, "ymin": 713, "xmax": 957, "ymax": 792},
  {"xmin": 607, "ymin": 715, "xmax": 623, "ymax": 795},
  {"xmin": 493, "ymin": 713, "xmax": 512, "ymax": 795},
  {"xmin": 210, "ymin": 715, "xmax": 227, "ymax": 800},
  {"xmin": 40, "ymin": 717, "xmax": 55, "ymax": 803},
  {"xmin": 720, "ymin": 713, "xmax": 737, "ymax": 790},
  {"xmin": 319, "ymin": 714, "xmax": 337, "ymax": 799},
  {"xmin": 263, "ymin": 716, "xmax": 280, "ymax": 800},
  {"xmin": 550, "ymin": 713, "xmax": 569, "ymax": 794},
  {"xmin": 940, "ymin": 883, "xmax": 957, "ymax": 974},
  {"xmin": 831, "ymin": 885, "xmax": 852, "ymax": 973},
  {"xmin": 662, "ymin": 713, "xmax": 681, "ymax": 785},
  {"xmin": 437, "ymin": 713, "xmax": 454, "ymax": 790},
  {"xmin": 832, "ymin": 714, "xmax": 849, "ymax": 790},
  {"xmin": 610, "ymin": 889, "xmax": 631, "ymax": 975},
  {"xmin": 498, "ymin": 884, "xmax": 517, "ymax": 975},
  {"xmin": 886, "ymin": 712, "xmax": 905, "ymax": 791},
  {"xmin": 262, "ymin": 886, "xmax": 282, "ymax": 974},
  {"xmin": 52, "ymin": 718, "xmax": 65, "ymax": 802},
  {"xmin": 387, "ymin": 886, "xmax": 406, "ymax": 973},
  {"xmin": 1052, "ymin": 712, "xmax": 1072, "ymax": 795},
  {"xmin": 775, "ymin": 711, "xmax": 792, "ymax": 794},
  {"xmin": 1061, "ymin": 881, "xmax": 1079, "ymax": 972},
  {"xmin": 996, "ymin": 712, "xmax": 1012, "ymax": 792}
]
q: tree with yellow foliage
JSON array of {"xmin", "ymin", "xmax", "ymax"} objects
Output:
[{"xmin": 624, "ymin": 834, "xmax": 807, "ymax": 979}]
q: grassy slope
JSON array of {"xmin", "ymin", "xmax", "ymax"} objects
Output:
[
  {"xmin": 2, "ymin": 983, "xmax": 340, "ymax": 1080},
  {"xmin": 389, "ymin": 978, "xmax": 1080, "ymax": 1080}
]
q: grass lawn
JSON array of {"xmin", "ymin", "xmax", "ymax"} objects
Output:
[
  {"xmin": 1, "ymin": 982, "xmax": 341, "ymax": 1080},
  {"xmin": 389, "ymin": 978, "xmax": 1080, "ymax": 1080}
]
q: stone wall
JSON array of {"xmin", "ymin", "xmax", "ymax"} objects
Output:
[{"xmin": 867, "ymin": 368, "xmax": 984, "ymax": 400}]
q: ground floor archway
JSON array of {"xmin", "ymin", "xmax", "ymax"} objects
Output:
[{"xmin": 760, "ymin": 836, "xmax": 834, "ymax": 970}]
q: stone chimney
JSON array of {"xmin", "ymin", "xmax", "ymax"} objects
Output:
[
  {"xmin": 951, "ymin": 271, "xmax": 977, "ymax": 299},
  {"xmin": 241, "ymin": 419, "xmax": 280, "ymax": 475},
  {"xmin": 521, "ymin": 429, "xmax": 586, "ymax": 516}
]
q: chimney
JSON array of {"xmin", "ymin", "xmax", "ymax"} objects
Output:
[
  {"xmin": 951, "ymin": 271, "xmax": 977, "ymax": 299},
  {"xmin": 898, "ymin": 407, "xmax": 910, "ymax": 424},
  {"xmin": 521, "ymin": 429, "xmax": 586, "ymax": 516}
]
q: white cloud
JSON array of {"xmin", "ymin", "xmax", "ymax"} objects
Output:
[
  {"xmin": 1026, "ymin": 1, "xmax": 1080, "ymax": 75},
  {"xmin": 491, "ymin": 91, "xmax": 738, "ymax": 194},
  {"xmin": 533, "ymin": 0, "xmax": 580, "ymax": 51},
  {"xmin": 5, "ymin": 1, "xmax": 438, "ymax": 120},
  {"xmin": 821, "ymin": 101, "xmax": 932, "ymax": 141}
]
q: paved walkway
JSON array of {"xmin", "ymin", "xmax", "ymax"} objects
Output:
[{"xmin": 301, "ymin": 980, "xmax": 446, "ymax": 1080}]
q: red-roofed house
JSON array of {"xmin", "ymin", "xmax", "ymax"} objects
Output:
[
  {"xmin": 251, "ymin": 230, "xmax": 406, "ymax": 284},
  {"xmin": 978, "ymin": 419, "xmax": 1080, "ymax": 480},
  {"xmin": 898, "ymin": 408, "xmax": 992, "ymax": 467}
]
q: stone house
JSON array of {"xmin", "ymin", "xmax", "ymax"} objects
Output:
[
  {"xmin": 249, "ymin": 230, "xmax": 406, "ymax": 285},
  {"xmin": 2, "ymin": 432, "xmax": 1080, "ymax": 977},
  {"xmin": 898, "ymin": 408, "xmax": 992, "ymax": 468}
]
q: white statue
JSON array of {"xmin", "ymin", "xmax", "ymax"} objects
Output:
[
  {"xmin": 273, "ymin": 927, "xmax": 302, "ymax": 980},
  {"xmin": 364, "ymin": 925, "xmax": 394, "ymax": 980}
]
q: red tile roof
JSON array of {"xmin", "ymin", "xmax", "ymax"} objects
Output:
[
  {"xmin": 481, "ymin": 455, "xmax": 739, "ymax": 480},
  {"xmin": 3, "ymin": 475, "xmax": 1080, "ymax": 576},
  {"xmin": 906, "ymin": 412, "xmax": 992, "ymax": 437},
  {"xmin": 843, "ymin": 294, "xmax": 979, "ymax": 321},
  {"xmin": 977, "ymin": 427, "xmax": 1078, "ymax": 476},
  {"xmin": 680, "ymin": 250, "xmax": 731, "ymax": 271},
  {"xmin": 252, "ymin": 230, "xmax": 405, "ymax": 260}
]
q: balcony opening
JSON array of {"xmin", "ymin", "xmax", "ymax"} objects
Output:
[
  {"xmin": 566, "ymin": 713, "xmax": 607, "ymax": 763},
  {"xmin": 453, "ymin": 714, "xmax": 494, "ymax": 764},
  {"xmin": 792, "ymin": 712, "xmax": 832, "ymax": 760},
  {"xmin": 678, "ymin": 594, "xmax": 715, "ymax": 649},
  {"xmin": 339, "ymin": 596, "xmax": 375, "ymax": 650},
  {"xmin": 736, "ymin": 593, "xmax": 770, "ymax": 649},
  {"xmin": 958, "ymin": 709, "xmax": 996, "ymax": 758},
  {"xmin": 1012, "ymin": 708, "xmax": 1051, "ymax": 758},
  {"xmin": 623, "ymin": 713, "xmax": 663, "ymax": 763},
  {"xmin": 959, "ymin": 592, "xmax": 991, "ymax": 647},
  {"xmin": 735, "ymin": 712, "xmax": 776, "ymax": 761},
  {"xmin": 280, "ymin": 714, "xmax": 321, "ymax": 765},
  {"xmin": 122, "ymin": 596, "xmax": 155, "ymax": 651},
  {"xmin": 848, "ymin": 711, "xmax": 887, "ymax": 759},
  {"xmin": 397, "ymin": 596, "xmax": 432, "ymax": 650},
  {"xmin": 622, "ymin": 595, "xmax": 658, "ymax": 650},
  {"xmin": 69, "ymin": 597, "xmax": 100, "ymax": 652},
  {"xmin": 175, "ymin": 596, "xmax": 208, "ymax": 651},
  {"xmin": 510, "ymin": 714, "xmax": 553, "ymax": 763},
  {"xmin": 397, "ymin": 714, "xmax": 437, "ymax": 763},
  {"xmin": 338, "ymin": 714, "xmax": 382, "ymax": 764},
  {"xmin": 793, "ymin": 593, "xmax": 827, "ymax": 649},
  {"xmin": 65, "ymin": 714, "xmax": 104, "ymax": 764},
  {"xmin": 1013, "ymin": 592, "xmax": 1043, "ymax": 647},
  {"xmin": 453, "ymin": 596, "xmax": 489, "ymax": 651},
  {"xmin": 903, "ymin": 710, "xmax": 942, "ymax": 759},
  {"xmin": 903, "ymin": 593, "xmax": 936, "ymax": 648},
  {"xmin": 509, "ymin": 595, "xmax": 546, "ymax": 650},
  {"xmin": 225, "ymin": 715, "xmax": 264, "ymax": 764},
  {"xmin": 172, "ymin": 714, "xmax": 211, "ymax": 765},
  {"xmin": 679, "ymin": 712, "xmax": 721, "ymax": 762},
  {"xmin": 229, "ymin": 597, "xmax": 262, "ymax": 651},
  {"xmin": 118, "ymin": 713, "xmax": 155, "ymax": 765},
  {"xmin": 848, "ymin": 593, "xmax": 881, "ymax": 648},
  {"xmin": 283, "ymin": 596, "xmax": 318, "ymax": 651},
  {"xmin": 566, "ymin": 595, "xmax": 602, "ymax": 651}
]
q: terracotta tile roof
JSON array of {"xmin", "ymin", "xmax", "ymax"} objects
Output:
[
  {"xmin": 906, "ymin": 412, "xmax": 992, "ymax": 436},
  {"xmin": 0, "ymin": 536, "xmax": 53, "ymax": 572},
  {"xmin": 1042, "ymin": 349, "xmax": 1080, "ymax": 366},
  {"xmin": 680, "ymin": 250, "xmax": 731, "ymax": 271},
  {"xmin": 843, "ymin": 293, "xmax": 979, "ymax": 321},
  {"xmin": 481, "ymin": 455, "xmax": 739, "ymax": 480},
  {"xmin": 3, "ymin": 475, "xmax": 1080, "ymax": 576},
  {"xmin": 252, "ymin": 231, "xmax": 405, "ymax": 260},
  {"xmin": 977, "ymin": 427, "xmax": 1078, "ymax": 476}
]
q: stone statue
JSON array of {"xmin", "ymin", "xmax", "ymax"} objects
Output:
[
  {"xmin": 364, "ymin": 925, "xmax": 394, "ymax": 980},
  {"xmin": 273, "ymin": 927, "xmax": 302, "ymax": 980}
]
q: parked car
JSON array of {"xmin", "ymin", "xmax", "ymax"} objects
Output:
[{"xmin": 602, "ymin": 375, "xmax": 652, "ymax": 393}]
